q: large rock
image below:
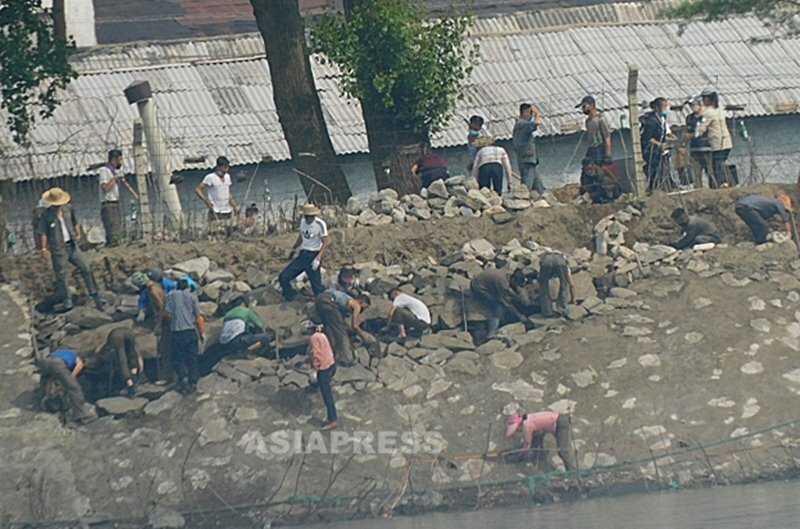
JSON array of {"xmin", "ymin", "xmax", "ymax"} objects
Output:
[
  {"xmin": 358, "ymin": 210, "xmax": 393, "ymax": 226},
  {"xmin": 206, "ymin": 270, "xmax": 234, "ymax": 283},
  {"xmin": 346, "ymin": 196, "xmax": 363, "ymax": 215},
  {"xmin": 144, "ymin": 391, "xmax": 182, "ymax": 416},
  {"xmin": 420, "ymin": 332, "xmax": 475, "ymax": 351},
  {"xmin": 502, "ymin": 197, "xmax": 532, "ymax": 211},
  {"xmin": 65, "ymin": 306, "xmax": 113, "ymax": 330},
  {"xmin": 173, "ymin": 257, "xmax": 211, "ymax": 279},
  {"xmin": 571, "ymin": 272, "xmax": 597, "ymax": 302},
  {"xmin": 427, "ymin": 180, "xmax": 449, "ymax": 199},
  {"xmin": 462, "ymin": 238, "xmax": 496, "ymax": 260},
  {"xmin": 96, "ymin": 397, "xmax": 148, "ymax": 417}
]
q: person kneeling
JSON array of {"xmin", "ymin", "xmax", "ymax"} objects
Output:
[{"xmin": 387, "ymin": 288, "xmax": 431, "ymax": 340}]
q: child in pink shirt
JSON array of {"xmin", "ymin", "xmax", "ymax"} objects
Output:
[
  {"xmin": 505, "ymin": 411, "xmax": 577, "ymax": 471},
  {"xmin": 307, "ymin": 326, "xmax": 337, "ymax": 429}
]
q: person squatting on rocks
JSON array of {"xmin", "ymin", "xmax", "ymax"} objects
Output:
[
  {"xmin": 411, "ymin": 143, "xmax": 449, "ymax": 189},
  {"xmin": 670, "ymin": 208, "xmax": 722, "ymax": 250},
  {"xmin": 94, "ymin": 328, "xmax": 143, "ymax": 398},
  {"xmin": 578, "ymin": 160, "xmax": 623, "ymax": 204},
  {"xmin": 512, "ymin": 102, "xmax": 544, "ymax": 194},
  {"xmin": 470, "ymin": 268, "xmax": 528, "ymax": 338},
  {"xmin": 735, "ymin": 194, "xmax": 793, "ymax": 245},
  {"xmin": 164, "ymin": 278, "xmax": 205, "ymax": 394},
  {"xmin": 36, "ymin": 187, "xmax": 105, "ymax": 311},
  {"xmin": 37, "ymin": 349, "xmax": 96, "ymax": 424},
  {"xmin": 314, "ymin": 289, "xmax": 372, "ymax": 367},
  {"xmin": 537, "ymin": 252, "xmax": 576, "ymax": 318},
  {"xmin": 220, "ymin": 297, "xmax": 274, "ymax": 354},
  {"xmin": 471, "ymin": 136, "xmax": 513, "ymax": 195},
  {"xmin": 195, "ymin": 156, "xmax": 239, "ymax": 223},
  {"xmin": 279, "ymin": 204, "xmax": 328, "ymax": 301},
  {"xmin": 98, "ymin": 149, "xmax": 125, "ymax": 246},
  {"xmin": 505, "ymin": 411, "xmax": 577, "ymax": 471},
  {"xmin": 327, "ymin": 265, "xmax": 361, "ymax": 294},
  {"xmin": 387, "ymin": 288, "xmax": 432, "ymax": 340},
  {"xmin": 306, "ymin": 324, "xmax": 338, "ymax": 430}
]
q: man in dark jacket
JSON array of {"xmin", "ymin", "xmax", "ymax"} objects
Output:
[
  {"xmin": 640, "ymin": 97, "xmax": 670, "ymax": 192},
  {"xmin": 670, "ymin": 208, "xmax": 722, "ymax": 249},
  {"xmin": 470, "ymin": 268, "xmax": 528, "ymax": 337}
]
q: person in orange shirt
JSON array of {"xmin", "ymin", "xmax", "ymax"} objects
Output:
[{"xmin": 307, "ymin": 324, "xmax": 338, "ymax": 430}]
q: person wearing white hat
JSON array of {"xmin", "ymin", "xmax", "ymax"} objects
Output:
[
  {"xmin": 278, "ymin": 203, "xmax": 329, "ymax": 301},
  {"xmin": 36, "ymin": 187, "xmax": 104, "ymax": 311}
]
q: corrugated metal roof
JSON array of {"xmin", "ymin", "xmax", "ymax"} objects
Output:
[{"xmin": 2, "ymin": 0, "xmax": 799, "ymax": 181}]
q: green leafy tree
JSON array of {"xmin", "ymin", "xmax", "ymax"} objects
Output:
[
  {"xmin": 663, "ymin": 0, "xmax": 800, "ymax": 36},
  {"xmin": 311, "ymin": 0, "xmax": 477, "ymax": 195},
  {"xmin": 0, "ymin": 0, "xmax": 77, "ymax": 145}
]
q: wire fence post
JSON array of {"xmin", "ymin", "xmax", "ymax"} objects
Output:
[
  {"xmin": 133, "ymin": 119, "xmax": 152, "ymax": 242},
  {"xmin": 627, "ymin": 65, "xmax": 646, "ymax": 196}
]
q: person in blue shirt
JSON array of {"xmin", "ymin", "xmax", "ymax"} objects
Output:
[
  {"xmin": 38, "ymin": 349, "xmax": 94, "ymax": 423},
  {"xmin": 136, "ymin": 268, "xmax": 197, "ymax": 322}
]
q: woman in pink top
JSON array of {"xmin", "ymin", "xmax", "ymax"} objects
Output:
[
  {"xmin": 505, "ymin": 411, "xmax": 576, "ymax": 471},
  {"xmin": 307, "ymin": 325, "xmax": 338, "ymax": 430}
]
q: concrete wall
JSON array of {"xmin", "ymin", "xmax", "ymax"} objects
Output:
[{"xmin": 42, "ymin": 0, "xmax": 97, "ymax": 47}]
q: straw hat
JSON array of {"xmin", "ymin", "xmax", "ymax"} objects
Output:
[
  {"xmin": 473, "ymin": 136, "xmax": 496, "ymax": 149},
  {"xmin": 778, "ymin": 193, "xmax": 794, "ymax": 212},
  {"xmin": 302, "ymin": 203, "xmax": 321, "ymax": 216},
  {"xmin": 41, "ymin": 187, "xmax": 71, "ymax": 207}
]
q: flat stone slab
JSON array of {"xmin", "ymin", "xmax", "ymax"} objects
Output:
[
  {"xmin": 97, "ymin": 397, "xmax": 148, "ymax": 417},
  {"xmin": 491, "ymin": 350, "xmax": 524, "ymax": 370},
  {"xmin": 144, "ymin": 391, "xmax": 182, "ymax": 416}
]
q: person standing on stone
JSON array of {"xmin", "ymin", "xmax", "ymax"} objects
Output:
[
  {"xmin": 220, "ymin": 297, "xmax": 274, "ymax": 354},
  {"xmin": 735, "ymin": 193, "xmax": 793, "ymax": 245},
  {"xmin": 470, "ymin": 268, "xmax": 528, "ymax": 338},
  {"xmin": 471, "ymin": 137, "xmax": 513, "ymax": 195},
  {"xmin": 512, "ymin": 103, "xmax": 544, "ymax": 194},
  {"xmin": 466, "ymin": 115, "xmax": 485, "ymax": 169},
  {"xmin": 670, "ymin": 208, "xmax": 722, "ymax": 249},
  {"xmin": 694, "ymin": 90, "xmax": 733, "ymax": 187},
  {"xmin": 133, "ymin": 271, "xmax": 166, "ymax": 324},
  {"xmin": 387, "ymin": 288, "xmax": 431, "ymax": 339},
  {"xmin": 195, "ymin": 156, "xmax": 239, "ymax": 223},
  {"xmin": 537, "ymin": 251, "xmax": 576, "ymax": 318},
  {"xmin": 164, "ymin": 278, "xmax": 205, "ymax": 394},
  {"xmin": 578, "ymin": 95, "xmax": 612, "ymax": 166},
  {"xmin": 314, "ymin": 289, "xmax": 371, "ymax": 367},
  {"xmin": 279, "ymin": 204, "xmax": 328, "ymax": 301},
  {"xmin": 94, "ymin": 327, "xmax": 143, "ymax": 398},
  {"xmin": 37, "ymin": 187, "xmax": 105, "ymax": 311},
  {"xmin": 37, "ymin": 349, "xmax": 95, "ymax": 424},
  {"xmin": 306, "ymin": 324, "xmax": 338, "ymax": 430},
  {"xmin": 505, "ymin": 411, "xmax": 577, "ymax": 471},
  {"xmin": 98, "ymin": 149, "xmax": 125, "ymax": 246}
]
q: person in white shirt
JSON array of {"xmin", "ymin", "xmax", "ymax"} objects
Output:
[
  {"xmin": 470, "ymin": 136, "xmax": 513, "ymax": 195},
  {"xmin": 278, "ymin": 203, "xmax": 329, "ymax": 301},
  {"xmin": 387, "ymin": 288, "xmax": 432, "ymax": 338},
  {"xmin": 195, "ymin": 156, "xmax": 239, "ymax": 222},
  {"xmin": 98, "ymin": 149, "xmax": 124, "ymax": 246}
]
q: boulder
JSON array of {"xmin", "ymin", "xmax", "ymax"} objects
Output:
[
  {"xmin": 420, "ymin": 332, "xmax": 475, "ymax": 351},
  {"xmin": 571, "ymin": 272, "xmax": 598, "ymax": 302},
  {"xmin": 96, "ymin": 397, "xmax": 148, "ymax": 417},
  {"xmin": 462, "ymin": 238, "xmax": 496, "ymax": 260},
  {"xmin": 144, "ymin": 391, "xmax": 183, "ymax": 416},
  {"xmin": 346, "ymin": 196, "xmax": 363, "ymax": 215},
  {"xmin": 378, "ymin": 188, "xmax": 399, "ymax": 201},
  {"xmin": 358, "ymin": 210, "xmax": 393, "ymax": 226},
  {"xmin": 427, "ymin": 180, "xmax": 449, "ymax": 199},
  {"xmin": 206, "ymin": 270, "xmax": 234, "ymax": 283},
  {"xmin": 502, "ymin": 198, "xmax": 532, "ymax": 211},
  {"xmin": 173, "ymin": 257, "xmax": 211, "ymax": 279},
  {"xmin": 65, "ymin": 306, "xmax": 113, "ymax": 330}
]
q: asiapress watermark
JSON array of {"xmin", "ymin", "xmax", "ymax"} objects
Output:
[{"xmin": 240, "ymin": 429, "xmax": 447, "ymax": 457}]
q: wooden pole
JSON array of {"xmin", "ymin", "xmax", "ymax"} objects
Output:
[
  {"xmin": 627, "ymin": 65, "xmax": 646, "ymax": 196},
  {"xmin": 133, "ymin": 119, "xmax": 152, "ymax": 241}
]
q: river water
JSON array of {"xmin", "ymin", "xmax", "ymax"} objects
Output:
[{"xmin": 310, "ymin": 481, "xmax": 800, "ymax": 529}]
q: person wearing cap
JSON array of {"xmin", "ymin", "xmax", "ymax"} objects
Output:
[
  {"xmin": 164, "ymin": 278, "xmax": 205, "ymax": 394},
  {"xmin": 685, "ymin": 97, "xmax": 712, "ymax": 188},
  {"xmin": 470, "ymin": 136, "xmax": 513, "ymax": 195},
  {"xmin": 694, "ymin": 90, "xmax": 733, "ymax": 188},
  {"xmin": 306, "ymin": 324, "xmax": 338, "ymax": 430},
  {"xmin": 470, "ymin": 268, "xmax": 529, "ymax": 338},
  {"xmin": 279, "ymin": 203, "xmax": 328, "ymax": 301},
  {"xmin": 37, "ymin": 349, "xmax": 95, "ymax": 423},
  {"xmin": 735, "ymin": 193, "xmax": 793, "ymax": 245},
  {"xmin": 512, "ymin": 103, "xmax": 544, "ymax": 194},
  {"xmin": 36, "ymin": 187, "xmax": 104, "ymax": 311},
  {"xmin": 314, "ymin": 289, "xmax": 372, "ymax": 366},
  {"xmin": 195, "ymin": 156, "xmax": 239, "ymax": 222},
  {"xmin": 505, "ymin": 411, "xmax": 576, "ymax": 471},
  {"xmin": 135, "ymin": 269, "xmax": 198, "ymax": 323},
  {"xmin": 640, "ymin": 97, "xmax": 671, "ymax": 192},
  {"xmin": 577, "ymin": 95, "xmax": 612, "ymax": 166},
  {"xmin": 537, "ymin": 251, "xmax": 576, "ymax": 318},
  {"xmin": 670, "ymin": 208, "xmax": 722, "ymax": 250},
  {"xmin": 98, "ymin": 149, "xmax": 125, "ymax": 246},
  {"xmin": 220, "ymin": 297, "xmax": 274, "ymax": 354},
  {"xmin": 94, "ymin": 327, "xmax": 142, "ymax": 398}
]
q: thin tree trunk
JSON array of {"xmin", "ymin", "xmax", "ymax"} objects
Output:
[
  {"xmin": 52, "ymin": 0, "xmax": 67, "ymax": 43},
  {"xmin": 251, "ymin": 0, "xmax": 352, "ymax": 205}
]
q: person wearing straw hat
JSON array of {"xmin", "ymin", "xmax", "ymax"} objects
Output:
[
  {"xmin": 36, "ymin": 187, "xmax": 104, "ymax": 311},
  {"xmin": 279, "ymin": 203, "xmax": 329, "ymax": 301},
  {"xmin": 735, "ymin": 193, "xmax": 794, "ymax": 245},
  {"xmin": 505, "ymin": 411, "xmax": 576, "ymax": 471}
]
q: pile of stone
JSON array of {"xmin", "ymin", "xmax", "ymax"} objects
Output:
[{"xmin": 344, "ymin": 176, "xmax": 558, "ymax": 227}]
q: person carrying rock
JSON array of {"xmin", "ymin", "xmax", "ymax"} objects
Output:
[
  {"xmin": 220, "ymin": 297, "xmax": 274, "ymax": 354},
  {"xmin": 306, "ymin": 324, "xmax": 338, "ymax": 430},
  {"xmin": 735, "ymin": 193, "xmax": 793, "ymax": 245},
  {"xmin": 537, "ymin": 252, "xmax": 576, "ymax": 318},
  {"xmin": 387, "ymin": 288, "xmax": 431, "ymax": 339},
  {"xmin": 314, "ymin": 289, "xmax": 372, "ymax": 367},
  {"xmin": 512, "ymin": 103, "xmax": 544, "ymax": 194},
  {"xmin": 164, "ymin": 278, "xmax": 205, "ymax": 394},
  {"xmin": 470, "ymin": 268, "xmax": 528, "ymax": 338},
  {"xmin": 670, "ymin": 208, "xmax": 722, "ymax": 250},
  {"xmin": 470, "ymin": 136, "xmax": 513, "ymax": 195},
  {"xmin": 94, "ymin": 327, "xmax": 143, "ymax": 398},
  {"xmin": 505, "ymin": 411, "xmax": 577, "ymax": 471},
  {"xmin": 37, "ymin": 349, "xmax": 95, "ymax": 424},
  {"xmin": 36, "ymin": 187, "xmax": 105, "ymax": 311},
  {"xmin": 279, "ymin": 204, "xmax": 328, "ymax": 301}
]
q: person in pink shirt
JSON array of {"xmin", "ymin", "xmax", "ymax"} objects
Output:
[
  {"xmin": 307, "ymin": 325, "xmax": 338, "ymax": 430},
  {"xmin": 505, "ymin": 411, "xmax": 577, "ymax": 471}
]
